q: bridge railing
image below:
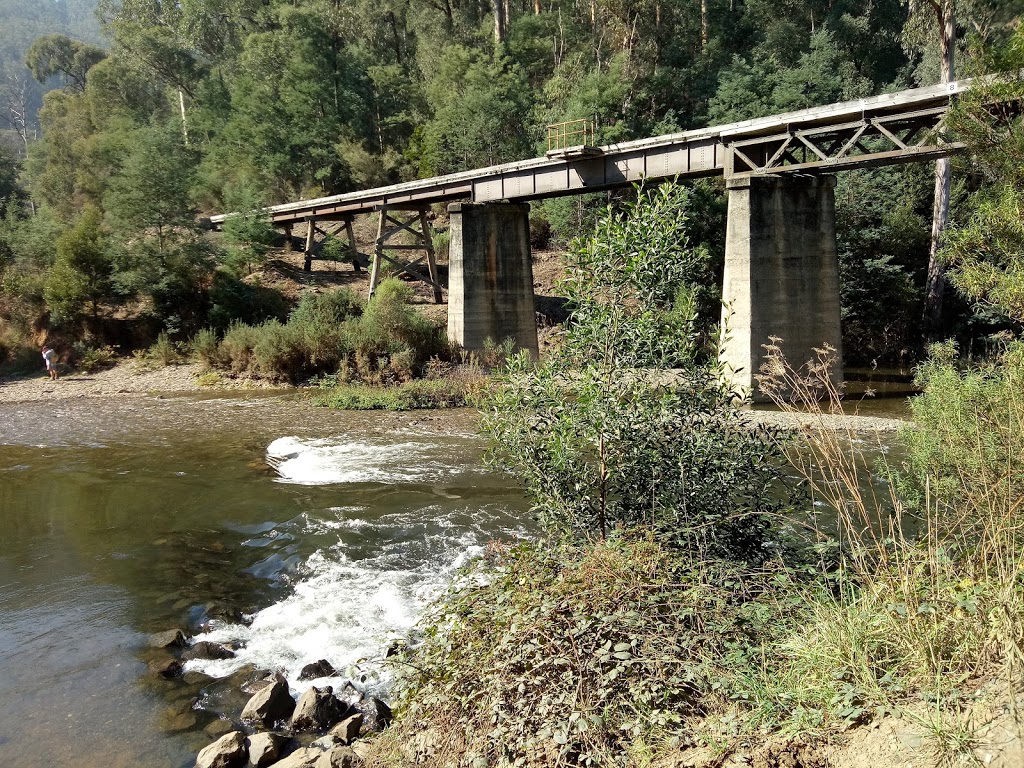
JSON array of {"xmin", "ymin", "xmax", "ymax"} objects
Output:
[{"xmin": 546, "ymin": 118, "xmax": 596, "ymax": 152}]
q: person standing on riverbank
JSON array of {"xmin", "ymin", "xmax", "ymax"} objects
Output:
[{"xmin": 41, "ymin": 346, "xmax": 59, "ymax": 380}]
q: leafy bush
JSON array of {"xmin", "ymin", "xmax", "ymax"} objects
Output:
[
  {"xmin": 251, "ymin": 320, "xmax": 307, "ymax": 381},
  {"xmin": 288, "ymin": 288, "xmax": 364, "ymax": 327},
  {"xmin": 202, "ymin": 281, "xmax": 445, "ymax": 384},
  {"xmin": 190, "ymin": 328, "xmax": 222, "ymax": 368},
  {"xmin": 219, "ymin": 321, "xmax": 263, "ymax": 374},
  {"xmin": 483, "ymin": 184, "xmax": 791, "ymax": 556},
  {"xmin": 72, "ymin": 342, "xmax": 118, "ymax": 372},
  {"xmin": 207, "ymin": 271, "xmax": 289, "ymax": 331},
  {"xmin": 315, "ymin": 379, "xmax": 473, "ymax": 410}
]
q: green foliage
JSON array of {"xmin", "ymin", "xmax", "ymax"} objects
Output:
[
  {"xmin": 44, "ymin": 206, "xmax": 116, "ymax": 326},
  {"xmin": 835, "ymin": 167, "xmax": 932, "ymax": 364},
  {"xmin": 206, "ymin": 271, "xmax": 289, "ymax": 332},
  {"xmin": 25, "ymin": 34, "xmax": 106, "ymax": 92},
  {"xmin": 483, "ymin": 184, "xmax": 791, "ymax": 555},
  {"xmin": 289, "ymin": 288, "xmax": 364, "ymax": 327},
  {"xmin": 68, "ymin": 341, "xmax": 116, "ymax": 372},
  {"xmin": 902, "ymin": 341, "xmax": 1024, "ymax": 535},
  {"xmin": 189, "ymin": 327, "xmax": 221, "ymax": 369},
  {"xmin": 315, "ymin": 379, "xmax": 473, "ymax": 410},
  {"xmin": 205, "ymin": 280, "xmax": 444, "ymax": 384},
  {"xmin": 220, "ymin": 183, "xmax": 277, "ymax": 276},
  {"xmin": 415, "ymin": 50, "xmax": 534, "ymax": 175}
]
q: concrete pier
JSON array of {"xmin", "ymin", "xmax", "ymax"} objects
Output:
[
  {"xmin": 447, "ymin": 202, "xmax": 538, "ymax": 357},
  {"xmin": 720, "ymin": 175, "xmax": 843, "ymax": 400}
]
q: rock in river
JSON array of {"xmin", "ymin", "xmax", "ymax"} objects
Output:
[
  {"xmin": 196, "ymin": 730, "xmax": 247, "ymax": 768},
  {"xmin": 149, "ymin": 628, "xmax": 188, "ymax": 649},
  {"xmin": 298, "ymin": 659, "xmax": 337, "ymax": 681},
  {"xmin": 241, "ymin": 678, "xmax": 296, "ymax": 729},
  {"xmin": 245, "ymin": 732, "xmax": 288, "ymax": 767},
  {"xmin": 291, "ymin": 686, "xmax": 348, "ymax": 732},
  {"xmin": 182, "ymin": 641, "xmax": 236, "ymax": 662}
]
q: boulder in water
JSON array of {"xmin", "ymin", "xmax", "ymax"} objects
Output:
[
  {"xmin": 328, "ymin": 713, "xmax": 362, "ymax": 744},
  {"xmin": 298, "ymin": 659, "xmax": 337, "ymax": 681},
  {"xmin": 241, "ymin": 679, "xmax": 295, "ymax": 728},
  {"xmin": 148, "ymin": 656, "xmax": 183, "ymax": 679},
  {"xmin": 290, "ymin": 686, "xmax": 349, "ymax": 732},
  {"xmin": 182, "ymin": 641, "xmax": 236, "ymax": 662},
  {"xmin": 149, "ymin": 628, "xmax": 188, "ymax": 649},
  {"xmin": 245, "ymin": 732, "xmax": 288, "ymax": 767},
  {"xmin": 196, "ymin": 730, "xmax": 247, "ymax": 768}
]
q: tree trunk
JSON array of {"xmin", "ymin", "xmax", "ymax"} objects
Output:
[
  {"xmin": 492, "ymin": 0, "xmax": 506, "ymax": 43},
  {"xmin": 178, "ymin": 89, "xmax": 189, "ymax": 145},
  {"xmin": 922, "ymin": 0, "xmax": 955, "ymax": 341},
  {"xmin": 700, "ymin": 0, "xmax": 708, "ymax": 51}
]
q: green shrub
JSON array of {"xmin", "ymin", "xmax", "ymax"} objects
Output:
[
  {"xmin": 202, "ymin": 279, "xmax": 445, "ymax": 385},
  {"xmin": 220, "ymin": 321, "xmax": 262, "ymax": 374},
  {"xmin": 316, "ymin": 379, "xmax": 472, "ymax": 410},
  {"xmin": 73, "ymin": 342, "xmax": 118, "ymax": 373},
  {"xmin": 251, "ymin": 320, "xmax": 307, "ymax": 381},
  {"xmin": 289, "ymin": 287, "xmax": 364, "ymax": 327},
  {"xmin": 190, "ymin": 328, "xmax": 222, "ymax": 368},
  {"xmin": 148, "ymin": 332, "xmax": 182, "ymax": 366}
]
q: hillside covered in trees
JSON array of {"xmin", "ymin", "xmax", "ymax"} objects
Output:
[{"xmin": 1, "ymin": 0, "xmax": 1022, "ymax": 370}]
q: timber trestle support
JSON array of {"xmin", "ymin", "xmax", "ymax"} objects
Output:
[
  {"xmin": 302, "ymin": 217, "xmax": 361, "ymax": 273},
  {"xmin": 369, "ymin": 206, "xmax": 443, "ymax": 304}
]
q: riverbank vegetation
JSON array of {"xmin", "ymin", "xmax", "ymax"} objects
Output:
[
  {"xmin": 3, "ymin": 0, "xmax": 1023, "ymax": 377},
  {"xmin": 363, "ymin": 71, "xmax": 1024, "ymax": 766}
]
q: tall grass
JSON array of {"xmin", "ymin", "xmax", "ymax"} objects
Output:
[{"xmin": 756, "ymin": 338, "xmax": 1024, "ymax": 740}]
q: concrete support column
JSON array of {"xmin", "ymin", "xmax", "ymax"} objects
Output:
[
  {"xmin": 720, "ymin": 175, "xmax": 843, "ymax": 401},
  {"xmin": 447, "ymin": 201, "xmax": 538, "ymax": 357}
]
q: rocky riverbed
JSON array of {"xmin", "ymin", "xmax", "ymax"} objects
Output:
[{"xmin": 148, "ymin": 627, "xmax": 390, "ymax": 768}]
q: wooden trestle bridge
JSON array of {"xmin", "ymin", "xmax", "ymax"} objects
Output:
[{"xmin": 211, "ymin": 77, "xmax": 985, "ymax": 398}]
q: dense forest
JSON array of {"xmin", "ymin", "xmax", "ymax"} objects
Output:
[{"xmin": 1, "ymin": 0, "xmax": 1022, "ymax": 370}]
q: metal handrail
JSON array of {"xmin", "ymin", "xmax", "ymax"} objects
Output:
[{"xmin": 546, "ymin": 118, "xmax": 596, "ymax": 151}]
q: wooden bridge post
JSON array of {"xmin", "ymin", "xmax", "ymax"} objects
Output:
[
  {"xmin": 303, "ymin": 218, "xmax": 316, "ymax": 272},
  {"xmin": 719, "ymin": 174, "xmax": 843, "ymax": 401},
  {"xmin": 344, "ymin": 218, "xmax": 360, "ymax": 273},
  {"xmin": 369, "ymin": 206, "xmax": 443, "ymax": 302}
]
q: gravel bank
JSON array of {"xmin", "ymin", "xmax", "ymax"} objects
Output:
[{"xmin": 0, "ymin": 362, "xmax": 273, "ymax": 404}]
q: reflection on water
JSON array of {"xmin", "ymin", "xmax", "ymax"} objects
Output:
[{"xmin": 0, "ymin": 395, "xmax": 533, "ymax": 768}]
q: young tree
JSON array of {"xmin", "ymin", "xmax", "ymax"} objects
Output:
[
  {"xmin": 483, "ymin": 183, "xmax": 790, "ymax": 558},
  {"xmin": 44, "ymin": 206, "xmax": 117, "ymax": 326}
]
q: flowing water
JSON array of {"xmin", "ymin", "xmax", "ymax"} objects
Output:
[{"xmin": 0, "ymin": 394, "xmax": 534, "ymax": 768}]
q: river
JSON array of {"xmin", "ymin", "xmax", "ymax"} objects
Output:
[{"xmin": 0, "ymin": 393, "xmax": 534, "ymax": 768}]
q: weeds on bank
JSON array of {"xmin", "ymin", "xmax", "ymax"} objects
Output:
[
  {"xmin": 756, "ymin": 338, "xmax": 1024, "ymax": 744},
  {"xmin": 314, "ymin": 378, "xmax": 474, "ymax": 410},
  {"xmin": 371, "ymin": 539, "xmax": 813, "ymax": 768}
]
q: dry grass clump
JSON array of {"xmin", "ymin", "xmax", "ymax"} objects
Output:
[{"xmin": 754, "ymin": 338, "xmax": 1024, "ymax": 750}]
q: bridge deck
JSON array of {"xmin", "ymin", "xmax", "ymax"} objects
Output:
[{"xmin": 210, "ymin": 79, "xmax": 969, "ymax": 228}]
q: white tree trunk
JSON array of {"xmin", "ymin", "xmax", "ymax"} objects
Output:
[{"xmin": 923, "ymin": 0, "xmax": 955, "ymax": 340}]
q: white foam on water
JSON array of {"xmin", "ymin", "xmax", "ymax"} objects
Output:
[
  {"xmin": 266, "ymin": 436, "xmax": 456, "ymax": 485},
  {"xmin": 186, "ymin": 539, "xmax": 484, "ymax": 694},
  {"xmin": 184, "ymin": 434, "xmax": 531, "ymax": 695}
]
